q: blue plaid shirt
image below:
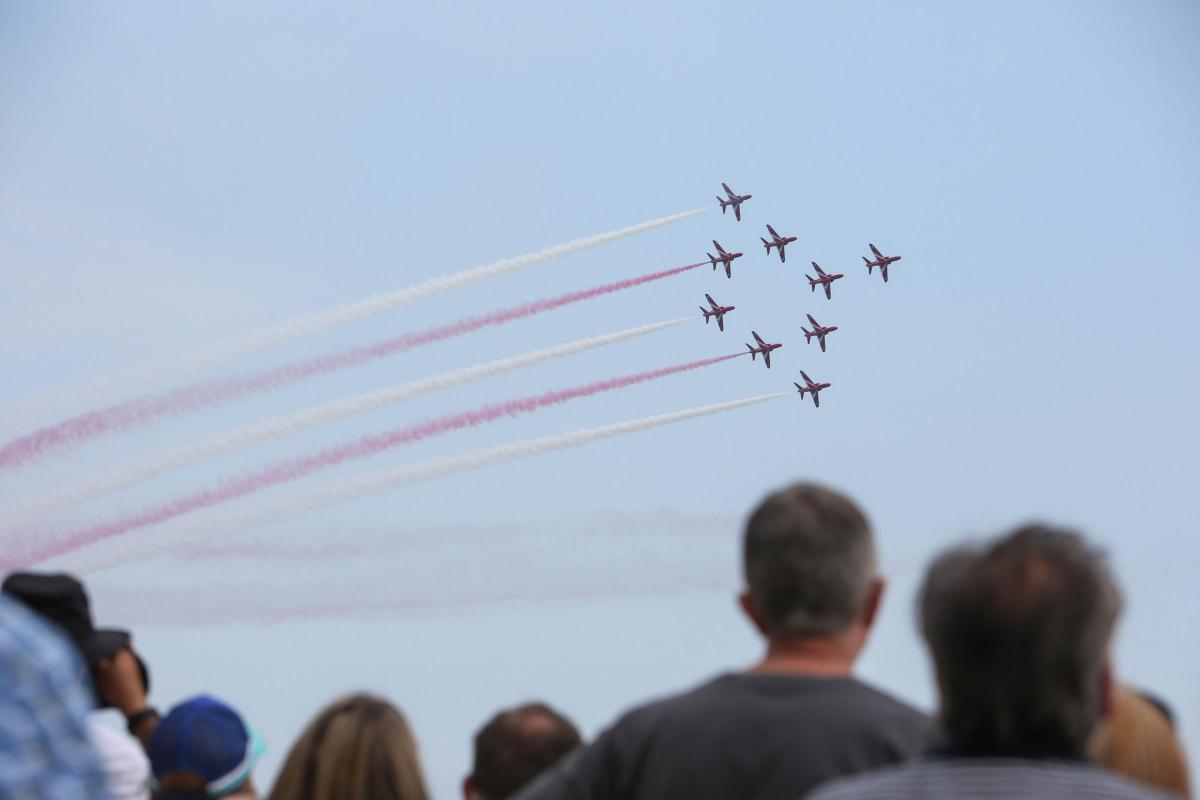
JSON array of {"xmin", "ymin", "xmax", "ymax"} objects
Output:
[{"xmin": 0, "ymin": 594, "xmax": 108, "ymax": 799}]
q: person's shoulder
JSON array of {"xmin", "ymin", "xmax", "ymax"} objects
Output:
[
  {"xmin": 804, "ymin": 760, "xmax": 923, "ymax": 799},
  {"xmin": 607, "ymin": 674, "xmax": 736, "ymax": 733},
  {"xmin": 806, "ymin": 758, "xmax": 1177, "ymax": 800},
  {"xmin": 839, "ymin": 678, "xmax": 928, "ymax": 722}
]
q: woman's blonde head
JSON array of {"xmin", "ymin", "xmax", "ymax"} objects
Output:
[
  {"xmin": 269, "ymin": 693, "xmax": 430, "ymax": 800},
  {"xmin": 1090, "ymin": 687, "xmax": 1191, "ymax": 797}
]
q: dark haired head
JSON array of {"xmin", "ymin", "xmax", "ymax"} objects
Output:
[
  {"xmin": 920, "ymin": 525, "xmax": 1122, "ymax": 755},
  {"xmin": 742, "ymin": 483, "xmax": 877, "ymax": 638},
  {"xmin": 468, "ymin": 702, "xmax": 581, "ymax": 800}
]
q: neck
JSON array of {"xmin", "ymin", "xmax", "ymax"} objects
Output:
[{"xmin": 747, "ymin": 632, "xmax": 860, "ymax": 677}]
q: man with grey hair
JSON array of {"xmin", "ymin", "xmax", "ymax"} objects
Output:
[
  {"xmin": 808, "ymin": 525, "xmax": 1171, "ymax": 799},
  {"xmin": 515, "ymin": 483, "xmax": 928, "ymax": 800}
]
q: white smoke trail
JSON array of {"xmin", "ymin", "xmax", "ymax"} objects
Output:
[
  {"xmin": 1, "ymin": 317, "xmax": 689, "ymax": 530},
  {"xmin": 1, "ymin": 207, "xmax": 708, "ymax": 439},
  {"xmin": 46, "ymin": 392, "xmax": 787, "ymax": 573}
]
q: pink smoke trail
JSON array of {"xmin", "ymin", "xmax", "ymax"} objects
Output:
[
  {"xmin": 0, "ymin": 260, "xmax": 707, "ymax": 472},
  {"xmin": 10, "ymin": 352, "xmax": 742, "ymax": 567}
]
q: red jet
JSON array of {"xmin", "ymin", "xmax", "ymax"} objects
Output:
[
  {"xmin": 863, "ymin": 243, "xmax": 902, "ymax": 282},
  {"xmin": 761, "ymin": 224, "xmax": 798, "ymax": 263},
  {"xmin": 707, "ymin": 240, "xmax": 743, "ymax": 278},
  {"xmin": 794, "ymin": 371, "xmax": 831, "ymax": 408},
  {"xmin": 717, "ymin": 182, "xmax": 752, "ymax": 221},
  {"xmin": 745, "ymin": 330, "xmax": 783, "ymax": 368},
  {"xmin": 806, "ymin": 262, "xmax": 844, "ymax": 300},
  {"xmin": 801, "ymin": 314, "xmax": 838, "ymax": 352},
  {"xmin": 700, "ymin": 293, "xmax": 735, "ymax": 331}
]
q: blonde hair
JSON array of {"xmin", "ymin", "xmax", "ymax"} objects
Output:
[
  {"xmin": 268, "ymin": 693, "xmax": 431, "ymax": 800},
  {"xmin": 1090, "ymin": 687, "xmax": 1191, "ymax": 797}
]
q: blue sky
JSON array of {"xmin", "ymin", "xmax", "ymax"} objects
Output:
[{"xmin": 2, "ymin": 1, "xmax": 1199, "ymax": 795}]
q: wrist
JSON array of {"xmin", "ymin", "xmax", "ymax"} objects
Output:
[{"xmin": 125, "ymin": 706, "xmax": 159, "ymax": 735}]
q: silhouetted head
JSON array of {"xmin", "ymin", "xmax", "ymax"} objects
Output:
[
  {"xmin": 920, "ymin": 525, "xmax": 1123, "ymax": 757},
  {"xmin": 464, "ymin": 702, "xmax": 581, "ymax": 800},
  {"xmin": 269, "ymin": 693, "xmax": 430, "ymax": 800},
  {"xmin": 740, "ymin": 483, "xmax": 880, "ymax": 649}
]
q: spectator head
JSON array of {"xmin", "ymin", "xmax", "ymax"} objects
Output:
[
  {"xmin": 268, "ymin": 693, "xmax": 429, "ymax": 800},
  {"xmin": 1089, "ymin": 687, "xmax": 1191, "ymax": 797},
  {"xmin": 464, "ymin": 702, "xmax": 582, "ymax": 800},
  {"xmin": 920, "ymin": 525, "xmax": 1122, "ymax": 756},
  {"xmin": 1, "ymin": 571, "xmax": 149, "ymax": 707},
  {"xmin": 740, "ymin": 483, "xmax": 882, "ymax": 646},
  {"xmin": 148, "ymin": 695, "xmax": 264, "ymax": 799}
]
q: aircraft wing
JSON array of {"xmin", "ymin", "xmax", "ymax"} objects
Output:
[
  {"xmin": 870, "ymin": 243, "xmax": 883, "ymax": 258},
  {"xmin": 713, "ymin": 240, "xmax": 726, "ymax": 255},
  {"xmin": 824, "ymin": 283, "xmax": 832, "ymax": 300},
  {"xmin": 705, "ymin": 293, "xmax": 717, "ymax": 307},
  {"xmin": 806, "ymin": 314, "xmax": 819, "ymax": 326},
  {"xmin": 818, "ymin": 336, "xmax": 827, "ymax": 353},
  {"xmin": 722, "ymin": 182, "xmax": 734, "ymax": 197},
  {"xmin": 734, "ymin": 205, "xmax": 742, "ymax": 221},
  {"xmin": 812, "ymin": 262, "xmax": 826, "ymax": 276},
  {"xmin": 717, "ymin": 315, "xmax": 725, "ymax": 332},
  {"xmin": 812, "ymin": 392, "xmax": 820, "ymax": 408},
  {"xmin": 767, "ymin": 224, "xmax": 779, "ymax": 238},
  {"xmin": 763, "ymin": 350, "xmax": 771, "ymax": 368},
  {"xmin": 800, "ymin": 370, "xmax": 812, "ymax": 383},
  {"xmin": 778, "ymin": 246, "xmax": 787, "ymax": 263},
  {"xmin": 752, "ymin": 331, "xmax": 766, "ymax": 346},
  {"xmin": 881, "ymin": 265, "xmax": 889, "ymax": 283}
]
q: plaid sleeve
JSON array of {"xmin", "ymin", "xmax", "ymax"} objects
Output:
[{"xmin": 0, "ymin": 596, "xmax": 109, "ymax": 799}]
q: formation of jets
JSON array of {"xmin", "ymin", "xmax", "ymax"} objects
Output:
[{"xmin": 696, "ymin": 182, "xmax": 907, "ymax": 409}]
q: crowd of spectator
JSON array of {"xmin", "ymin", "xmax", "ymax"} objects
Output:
[{"xmin": 0, "ymin": 483, "xmax": 1191, "ymax": 799}]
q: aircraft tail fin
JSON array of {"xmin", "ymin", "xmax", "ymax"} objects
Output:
[
  {"xmin": 701, "ymin": 307, "xmax": 710, "ymax": 322},
  {"xmin": 717, "ymin": 197, "xmax": 726, "ymax": 212},
  {"xmin": 807, "ymin": 276, "xmax": 816, "ymax": 291},
  {"xmin": 746, "ymin": 344, "xmax": 756, "ymax": 360},
  {"xmin": 761, "ymin": 237, "xmax": 770, "ymax": 250}
]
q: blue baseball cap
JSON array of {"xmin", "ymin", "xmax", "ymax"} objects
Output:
[{"xmin": 148, "ymin": 695, "xmax": 265, "ymax": 798}]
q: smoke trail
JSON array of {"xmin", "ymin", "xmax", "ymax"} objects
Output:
[
  {"xmin": 15, "ymin": 353, "xmax": 747, "ymax": 567},
  {"xmin": 1, "ymin": 208, "xmax": 707, "ymax": 441},
  {"xmin": 0, "ymin": 260, "xmax": 707, "ymax": 471},
  {"xmin": 1, "ymin": 317, "xmax": 689, "ymax": 529},
  {"xmin": 43, "ymin": 391, "xmax": 785, "ymax": 573}
]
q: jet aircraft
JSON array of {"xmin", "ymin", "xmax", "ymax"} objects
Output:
[
  {"xmin": 717, "ymin": 182, "xmax": 752, "ymax": 221},
  {"xmin": 801, "ymin": 314, "xmax": 838, "ymax": 352},
  {"xmin": 707, "ymin": 240, "xmax": 743, "ymax": 278},
  {"xmin": 806, "ymin": 262, "xmax": 844, "ymax": 300},
  {"xmin": 700, "ymin": 293, "xmax": 735, "ymax": 332},
  {"xmin": 761, "ymin": 224, "xmax": 798, "ymax": 263},
  {"xmin": 793, "ymin": 370, "xmax": 831, "ymax": 408},
  {"xmin": 862, "ymin": 243, "xmax": 902, "ymax": 282},
  {"xmin": 745, "ymin": 330, "xmax": 782, "ymax": 368}
]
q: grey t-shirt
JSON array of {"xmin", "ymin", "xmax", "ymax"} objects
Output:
[{"xmin": 515, "ymin": 673, "xmax": 931, "ymax": 800}]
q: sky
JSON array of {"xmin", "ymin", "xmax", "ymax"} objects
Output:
[{"xmin": 2, "ymin": 1, "xmax": 1199, "ymax": 796}]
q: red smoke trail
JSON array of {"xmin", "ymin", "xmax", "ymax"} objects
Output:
[
  {"xmin": 0, "ymin": 261, "xmax": 705, "ymax": 472},
  {"xmin": 12, "ymin": 352, "xmax": 742, "ymax": 567}
]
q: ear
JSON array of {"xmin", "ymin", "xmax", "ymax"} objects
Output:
[
  {"xmin": 738, "ymin": 590, "xmax": 769, "ymax": 636},
  {"xmin": 860, "ymin": 577, "xmax": 886, "ymax": 631}
]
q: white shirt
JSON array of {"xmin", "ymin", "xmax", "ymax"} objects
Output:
[{"xmin": 88, "ymin": 711, "xmax": 151, "ymax": 800}]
